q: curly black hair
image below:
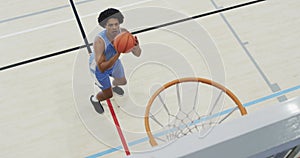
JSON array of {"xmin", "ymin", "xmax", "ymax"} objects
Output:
[{"xmin": 97, "ymin": 8, "xmax": 124, "ymax": 28}]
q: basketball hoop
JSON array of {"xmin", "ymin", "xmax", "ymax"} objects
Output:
[{"xmin": 145, "ymin": 77, "xmax": 247, "ymax": 146}]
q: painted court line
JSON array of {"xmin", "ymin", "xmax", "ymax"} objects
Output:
[
  {"xmin": 86, "ymin": 84, "xmax": 300, "ymax": 158},
  {"xmin": 0, "ymin": 0, "xmax": 154, "ymax": 40},
  {"xmin": 0, "ymin": 0, "xmax": 96, "ymax": 24}
]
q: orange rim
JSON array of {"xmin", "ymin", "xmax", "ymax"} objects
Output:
[{"xmin": 144, "ymin": 77, "xmax": 247, "ymax": 146}]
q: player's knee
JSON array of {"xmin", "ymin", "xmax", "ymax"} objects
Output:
[
  {"xmin": 114, "ymin": 78, "xmax": 127, "ymax": 85},
  {"xmin": 106, "ymin": 91, "xmax": 113, "ymax": 99},
  {"xmin": 103, "ymin": 90, "xmax": 113, "ymax": 99},
  {"xmin": 121, "ymin": 79, "xmax": 127, "ymax": 85}
]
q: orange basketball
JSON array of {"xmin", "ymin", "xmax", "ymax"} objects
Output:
[{"xmin": 113, "ymin": 32, "xmax": 136, "ymax": 53}]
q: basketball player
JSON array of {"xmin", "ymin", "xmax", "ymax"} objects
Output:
[{"xmin": 89, "ymin": 8, "xmax": 142, "ymax": 114}]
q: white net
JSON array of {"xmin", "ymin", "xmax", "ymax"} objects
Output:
[{"xmin": 145, "ymin": 78, "xmax": 247, "ymax": 146}]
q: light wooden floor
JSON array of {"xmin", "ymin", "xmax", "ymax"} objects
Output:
[{"xmin": 1, "ymin": 0, "xmax": 300, "ymax": 157}]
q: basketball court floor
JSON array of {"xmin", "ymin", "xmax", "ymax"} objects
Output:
[{"xmin": 1, "ymin": 0, "xmax": 300, "ymax": 157}]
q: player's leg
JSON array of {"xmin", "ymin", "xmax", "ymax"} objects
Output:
[
  {"xmin": 95, "ymin": 68, "xmax": 114, "ymax": 100},
  {"xmin": 112, "ymin": 78, "xmax": 126, "ymax": 96},
  {"xmin": 89, "ymin": 54, "xmax": 105, "ymax": 114},
  {"xmin": 112, "ymin": 77, "xmax": 127, "ymax": 86},
  {"xmin": 90, "ymin": 70, "xmax": 114, "ymax": 114},
  {"xmin": 111, "ymin": 60, "xmax": 126, "ymax": 95},
  {"xmin": 95, "ymin": 87, "xmax": 113, "ymax": 101}
]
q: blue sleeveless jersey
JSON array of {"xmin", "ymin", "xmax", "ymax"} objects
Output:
[
  {"xmin": 98, "ymin": 30, "xmax": 118, "ymax": 61},
  {"xmin": 89, "ymin": 29, "xmax": 120, "ymax": 74},
  {"xmin": 89, "ymin": 29, "xmax": 125, "ymax": 90}
]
